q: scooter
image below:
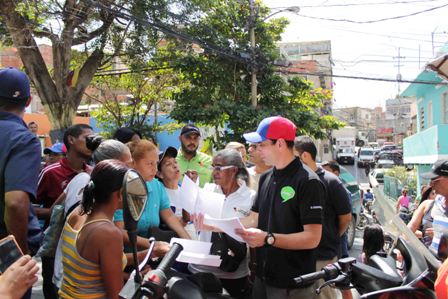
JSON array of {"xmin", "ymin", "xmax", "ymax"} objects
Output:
[
  {"xmin": 119, "ymin": 242, "xmax": 233, "ymax": 299},
  {"xmin": 295, "ymin": 186, "xmax": 444, "ymax": 299},
  {"xmin": 295, "ymin": 236, "xmax": 437, "ymax": 298}
]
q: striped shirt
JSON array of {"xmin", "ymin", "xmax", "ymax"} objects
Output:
[{"xmin": 59, "ymin": 219, "xmax": 126, "ymax": 299}]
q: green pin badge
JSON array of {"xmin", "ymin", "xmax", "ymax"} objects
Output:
[{"xmin": 280, "ymin": 186, "xmax": 295, "ymax": 203}]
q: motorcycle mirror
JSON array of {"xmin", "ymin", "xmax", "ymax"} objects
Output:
[
  {"xmin": 438, "ymin": 233, "xmax": 448, "ymax": 261},
  {"xmin": 122, "ymin": 169, "xmax": 148, "ymax": 283},
  {"xmin": 122, "ymin": 169, "xmax": 148, "ymax": 230}
]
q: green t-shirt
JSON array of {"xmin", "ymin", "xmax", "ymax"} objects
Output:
[{"xmin": 176, "ymin": 150, "xmax": 212, "ymax": 187}]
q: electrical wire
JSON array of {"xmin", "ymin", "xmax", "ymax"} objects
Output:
[
  {"xmin": 275, "ymin": 69, "xmax": 448, "ymax": 85},
  {"xmin": 297, "ymin": 3, "xmax": 448, "ymax": 24},
  {"xmin": 298, "ymin": 0, "xmax": 446, "ymax": 8}
]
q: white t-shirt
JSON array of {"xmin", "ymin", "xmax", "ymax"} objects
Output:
[
  {"xmin": 189, "ymin": 181, "xmax": 255, "ymax": 279},
  {"xmin": 53, "ymin": 172, "xmax": 90, "ymax": 288},
  {"xmin": 165, "ymin": 188, "xmax": 182, "ymax": 216}
]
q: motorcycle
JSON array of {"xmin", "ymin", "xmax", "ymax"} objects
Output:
[
  {"xmin": 296, "ymin": 186, "xmax": 442, "ymax": 298},
  {"xmin": 118, "ymin": 170, "xmax": 231, "ymax": 299}
]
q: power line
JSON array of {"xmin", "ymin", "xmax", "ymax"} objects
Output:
[
  {"xmin": 297, "ymin": 3, "xmax": 448, "ymax": 24},
  {"xmin": 276, "ymin": 69, "xmax": 448, "ymax": 85},
  {"xmin": 84, "ymin": 0, "xmax": 251, "ymax": 66},
  {"xmin": 298, "ymin": 0, "xmax": 445, "ymax": 8}
]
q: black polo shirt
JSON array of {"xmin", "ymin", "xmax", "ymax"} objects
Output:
[
  {"xmin": 252, "ymin": 157, "xmax": 324, "ymax": 288},
  {"xmin": 315, "ymin": 167, "xmax": 352, "ymax": 260},
  {"xmin": 0, "ymin": 111, "xmax": 42, "ymax": 251}
]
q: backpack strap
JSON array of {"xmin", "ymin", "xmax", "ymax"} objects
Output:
[{"xmin": 64, "ymin": 200, "xmax": 80, "ymax": 222}]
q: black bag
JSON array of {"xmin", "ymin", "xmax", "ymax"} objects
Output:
[{"xmin": 210, "ymin": 232, "xmax": 247, "ymax": 272}]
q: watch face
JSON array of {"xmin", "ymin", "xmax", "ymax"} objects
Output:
[{"xmin": 267, "ymin": 235, "xmax": 275, "ymax": 245}]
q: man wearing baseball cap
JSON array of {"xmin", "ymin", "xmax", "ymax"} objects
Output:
[
  {"xmin": 0, "ymin": 67, "xmax": 42, "ymax": 297},
  {"xmin": 176, "ymin": 124, "xmax": 212, "ymax": 187},
  {"xmin": 235, "ymin": 116, "xmax": 325, "ymax": 298},
  {"xmin": 43, "ymin": 143, "xmax": 65, "ymax": 166}
]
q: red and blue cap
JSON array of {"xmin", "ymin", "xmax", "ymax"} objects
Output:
[{"xmin": 243, "ymin": 116, "xmax": 297, "ymax": 143}]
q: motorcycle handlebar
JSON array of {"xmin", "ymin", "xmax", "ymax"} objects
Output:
[
  {"xmin": 155, "ymin": 242, "xmax": 183, "ymax": 274},
  {"xmin": 294, "ymin": 263, "xmax": 341, "ymax": 286}
]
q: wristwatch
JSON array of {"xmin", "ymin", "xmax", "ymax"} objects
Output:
[{"xmin": 265, "ymin": 232, "xmax": 275, "ymax": 246}]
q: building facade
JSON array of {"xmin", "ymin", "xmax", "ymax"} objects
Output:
[{"xmin": 402, "ymin": 70, "xmax": 448, "ymax": 190}]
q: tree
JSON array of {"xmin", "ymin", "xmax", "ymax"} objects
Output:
[
  {"xmin": 168, "ymin": 1, "xmax": 342, "ymax": 147},
  {"xmin": 0, "ymin": 0, "xmax": 193, "ymax": 139},
  {"xmin": 88, "ymin": 52, "xmax": 188, "ymax": 138}
]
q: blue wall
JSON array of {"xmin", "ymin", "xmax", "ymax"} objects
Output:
[{"xmin": 89, "ymin": 114, "xmax": 182, "ymax": 151}]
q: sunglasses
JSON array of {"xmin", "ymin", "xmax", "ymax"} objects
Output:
[{"xmin": 210, "ymin": 165, "xmax": 235, "ymax": 171}]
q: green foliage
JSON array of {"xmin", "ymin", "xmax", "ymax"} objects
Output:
[
  {"xmin": 385, "ymin": 166, "xmax": 417, "ymax": 198},
  {"xmin": 169, "ymin": 1, "xmax": 342, "ymax": 146},
  {"xmin": 89, "ymin": 46, "xmax": 189, "ymax": 140}
]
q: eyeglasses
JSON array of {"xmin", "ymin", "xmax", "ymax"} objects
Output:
[{"xmin": 210, "ymin": 165, "xmax": 235, "ymax": 171}]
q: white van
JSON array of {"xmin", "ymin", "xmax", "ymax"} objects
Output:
[{"xmin": 357, "ymin": 148, "xmax": 375, "ymax": 168}]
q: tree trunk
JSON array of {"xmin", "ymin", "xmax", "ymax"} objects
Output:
[{"xmin": 1, "ymin": 0, "xmax": 106, "ymax": 135}]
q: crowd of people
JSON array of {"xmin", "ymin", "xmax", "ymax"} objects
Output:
[{"xmin": 1, "ymin": 67, "xmax": 448, "ymax": 299}]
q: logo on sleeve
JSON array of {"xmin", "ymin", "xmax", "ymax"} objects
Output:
[{"xmin": 280, "ymin": 186, "xmax": 295, "ymax": 203}]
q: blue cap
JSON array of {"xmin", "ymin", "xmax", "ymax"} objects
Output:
[
  {"xmin": 0, "ymin": 67, "xmax": 30, "ymax": 100},
  {"xmin": 44, "ymin": 143, "xmax": 65, "ymax": 155}
]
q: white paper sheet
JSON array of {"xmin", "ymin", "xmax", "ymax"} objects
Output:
[
  {"xmin": 179, "ymin": 175, "xmax": 199, "ymax": 214},
  {"xmin": 203, "ymin": 216, "xmax": 246, "ymax": 243},
  {"xmin": 176, "ymin": 251, "xmax": 222, "ymax": 267},
  {"xmin": 170, "ymin": 237, "xmax": 211, "ymax": 253},
  {"xmin": 169, "ymin": 238, "xmax": 221, "ymax": 267},
  {"xmin": 196, "ymin": 189, "xmax": 225, "ymax": 218}
]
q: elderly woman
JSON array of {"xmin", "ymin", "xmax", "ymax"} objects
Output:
[{"xmin": 190, "ymin": 149, "xmax": 255, "ymax": 299}]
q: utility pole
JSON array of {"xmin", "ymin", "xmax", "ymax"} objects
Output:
[
  {"xmin": 393, "ymin": 47, "xmax": 405, "ymax": 96},
  {"xmin": 249, "ymin": 0, "xmax": 257, "ymax": 108}
]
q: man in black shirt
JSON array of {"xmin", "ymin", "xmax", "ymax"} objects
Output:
[
  {"xmin": 294, "ymin": 136, "xmax": 352, "ymax": 299},
  {"xmin": 235, "ymin": 116, "xmax": 324, "ymax": 299}
]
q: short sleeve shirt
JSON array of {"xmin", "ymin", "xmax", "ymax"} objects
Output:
[
  {"xmin": 176, "ymin": 151, "xmax": 212, "ymax": 187},
  {"xmin": 36, "ymin": 157, "xmax": 91, "ymax": 209},
  {"xmin": 252, "ymin": 158, "xmax": 324, "ymax": 288},
  {"xmin": 114, "ymin": 179, "xmax": 170, "ymax": 238},
  {"xmin": 0, "ymin": 111, "xmax": 42, "ymax": 242},
  {"xmin": 315, "ymin": 167, "xmax": 352, "ymax": 260}
]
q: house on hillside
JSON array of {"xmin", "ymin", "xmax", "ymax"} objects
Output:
[{"xmin": 402, "ymin": 69, "xmax": 448, "ymax": 190}]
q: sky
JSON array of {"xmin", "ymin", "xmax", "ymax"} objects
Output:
[{"xmin": 263, "ymin": 0, "xmax": 448, "ymax": 109}]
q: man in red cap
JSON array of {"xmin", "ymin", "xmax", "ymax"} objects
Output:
[{"xmin": 235, "ymin": 116, "xmax": 325, "ymax": 298}]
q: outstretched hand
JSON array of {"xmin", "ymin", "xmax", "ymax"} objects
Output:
[{"xmin": 235, "ymin": 228, "xmax": 267, "ymax": 248}]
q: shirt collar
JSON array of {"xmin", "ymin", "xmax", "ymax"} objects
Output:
[
  {"xmin": 177, "ymin": 149, "xmax": 198, "ymax": 161},
  {"xmin": 273, "ymin": 157, "xmax": 302, "ymax": 178},
  {"xmin": 0, "ymin": 111, "xmax": 27, "ymax": 128},
  {"xmin": 59, "ymin": 157, "xmax": 91, "ymax": 173}
]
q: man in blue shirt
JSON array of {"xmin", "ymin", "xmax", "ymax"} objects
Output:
[
  {"xmin": 0, "ymin": 67, "xmax": 42, "ymax": 254},
  {"xmin": 0, "ymin": 67, "xmax": 42, "ymax": 298}
]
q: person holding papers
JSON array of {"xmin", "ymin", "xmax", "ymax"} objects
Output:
[
  {"xmin": 189, "ymin": 149, "xmax": 255, "ymax": 299},
  {"xmin": 114, "ymin": 140, "xmax": 191, "ymax": 241}
]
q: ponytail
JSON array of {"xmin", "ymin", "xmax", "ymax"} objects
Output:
[{"xmin": 81, "ymin": 181, "xmax": 95, "ymax": 215}]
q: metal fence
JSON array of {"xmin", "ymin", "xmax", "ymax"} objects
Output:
[{"xmin": 383, "ymin": 175, "xmax": 415, "ymax": 201}]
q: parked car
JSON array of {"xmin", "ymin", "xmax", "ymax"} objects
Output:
[
  {"xmin": 338, "ymin": 165, "xmax": 362, "ymax": 249},
  {"xmin": 368, "ymin": 169, "xmax": 386, "ymax": 188},
  {"xmin": 376, "ymin": 151, "xmax": 402, "ymax": 168},
  {"xmin": 357, "ymin": 148, "xmax": 375, "ymax": 168}
]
